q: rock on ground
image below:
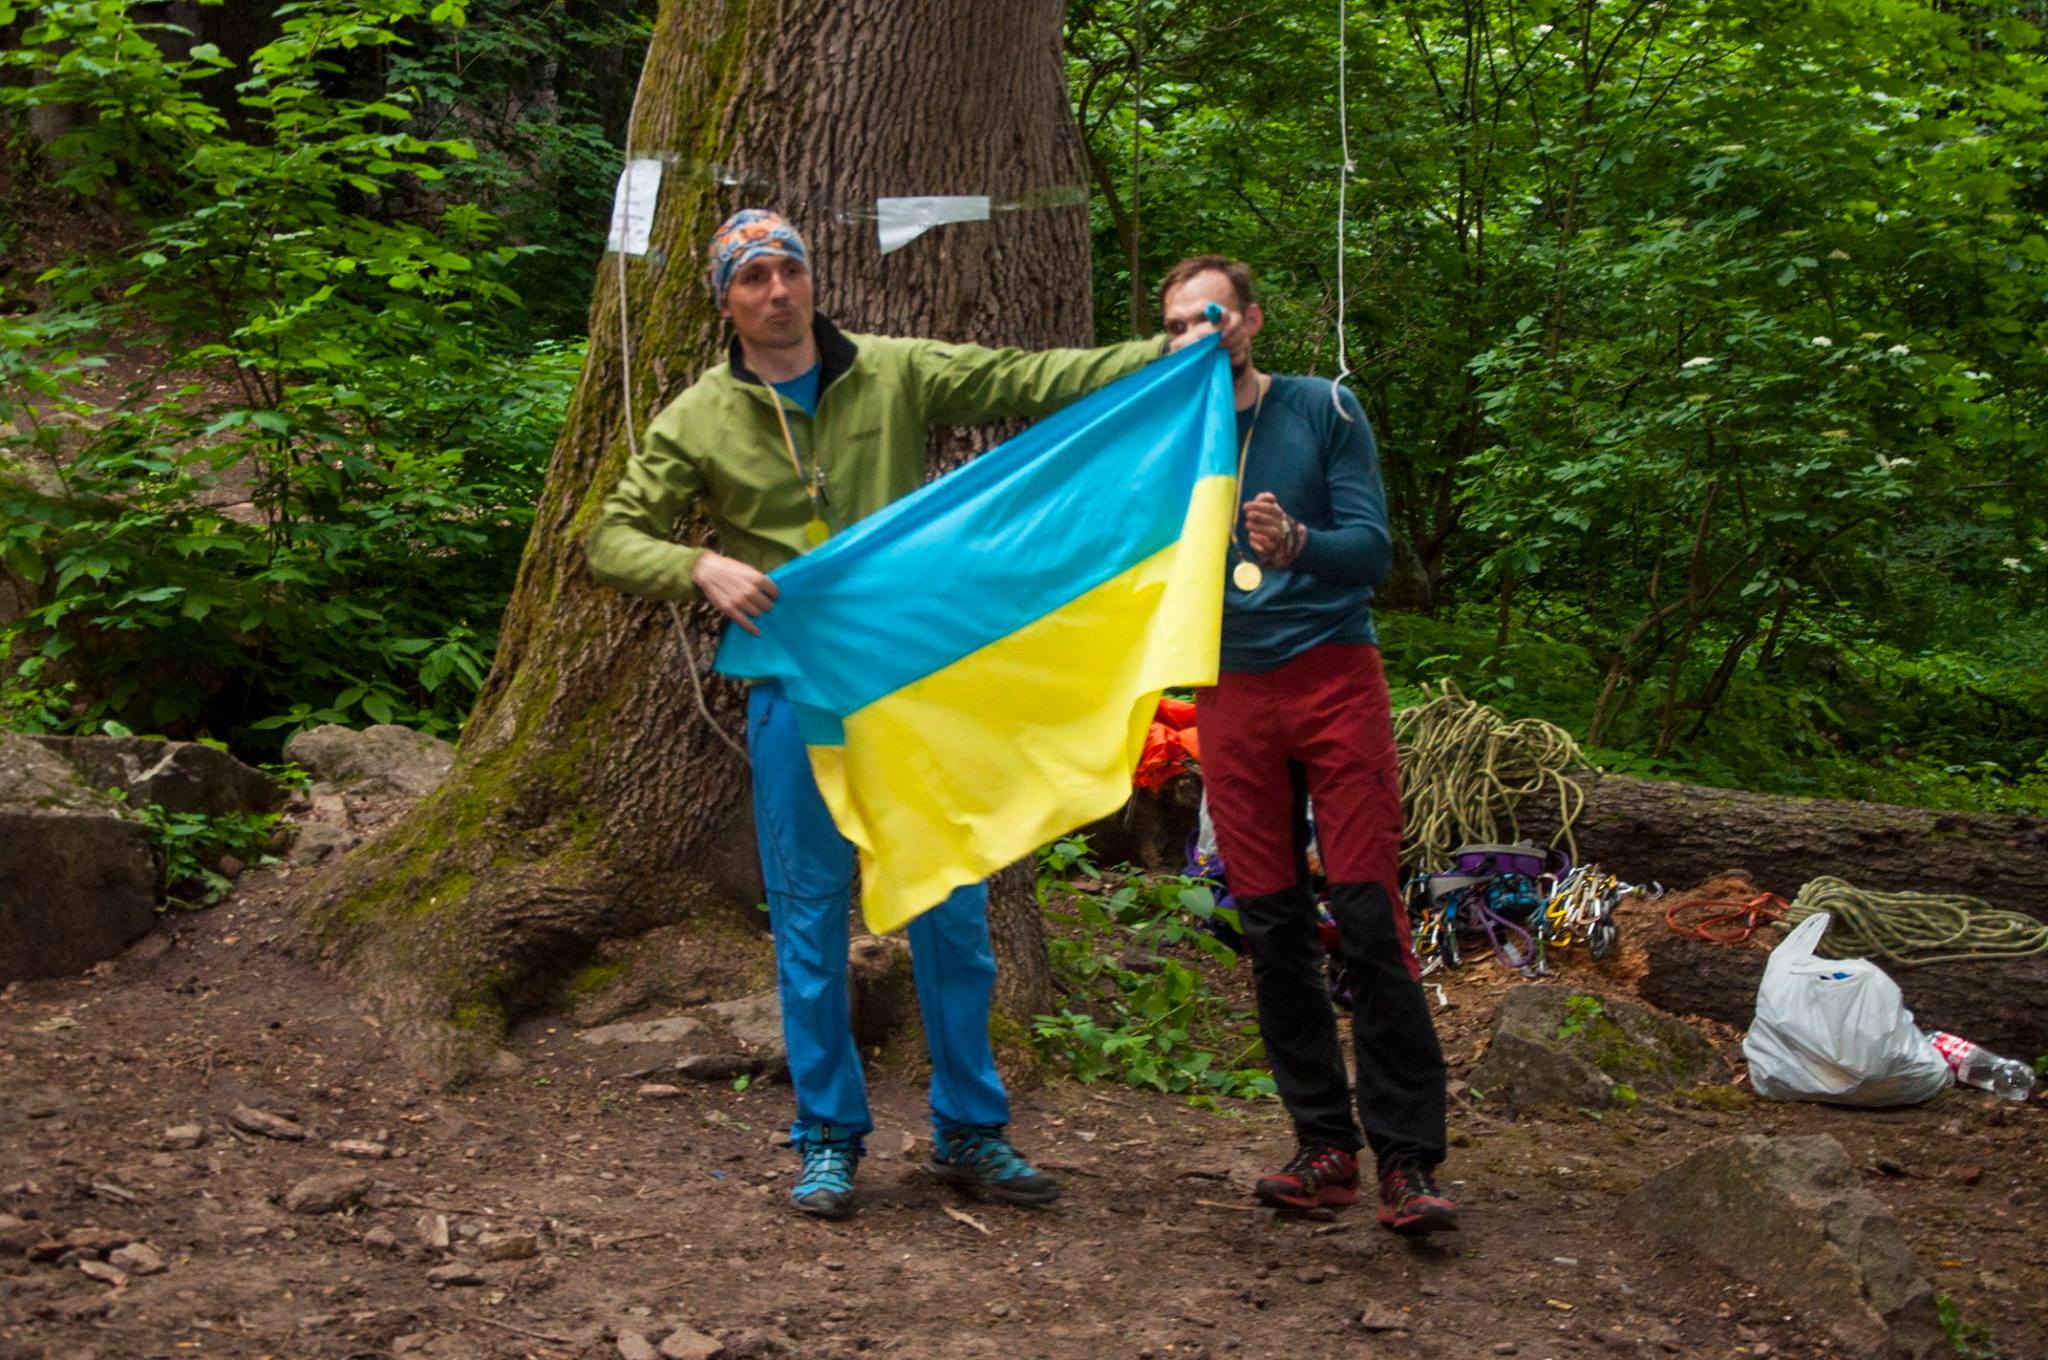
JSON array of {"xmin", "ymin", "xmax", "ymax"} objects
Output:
[
  {"xmin": 699, "ymin": 992, "xmax": 784, "ymax": 1055},
  {"xmin": 1624, "ymin": 1133, "xmax": 1943, "ymax": 1360},
  {"xmin": 658, "ymin": 1325, "xmax": 725, "ymax": 1360},
  {"xmin": 283, "ymin": 723, "xmax": 455, "ymax": 798},
  {"xmin": 575, "ymin": 1017, "xmax": 704, "ymax": 1047},
  {"xmin": 282, "ymin": 1170, "xmax": 372, "ymax": 1215},
  {"xmin": 0, "ymin": 733, "xmax": 158, "ymax": 984},
  {"xmin": 1468, "ymin": 984, "xmax": 1726, "ymax": 1110},
  {"xmin": 28, "ymin": 734, "xmax": 282, "ymax": 817}
]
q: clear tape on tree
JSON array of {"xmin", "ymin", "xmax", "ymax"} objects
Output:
[{"xmin": 611, "ymin": 152, "xmax": 1084, "ymax": 246}]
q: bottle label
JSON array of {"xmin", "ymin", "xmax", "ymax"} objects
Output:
[{"xmin": 1929, "ymin": 1031, "xmax": 1977, "ymax": 1077}]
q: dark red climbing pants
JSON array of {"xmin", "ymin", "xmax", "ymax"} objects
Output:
[{"xmin": 1197, "ymin": 643, "xmax": 1446, "ymax": 1171}]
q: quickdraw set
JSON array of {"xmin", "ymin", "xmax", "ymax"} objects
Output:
[{"xmin": 1405, "ymin": 842, "xmax": 1656, "ymax": 978}]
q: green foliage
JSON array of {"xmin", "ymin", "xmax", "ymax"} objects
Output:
[
  {"xmin": 1937, "ymin": 1293, "xmax": 2003, "ymax": 1360},
  {"xmin": 1078, "ymin": 0, "xmax": 2048, "ymax": 809},
  {"xmin": 1557, "ymin": 993, "xmax": 1605, "ymax": 1042},
  {"xmin": 131, "ymin": 801, "xmax": 282, "ymax": 909},
  {"xmin": 0, "ymin": 0, "xmax": 588, "ymax": 747},
  {"xmin": 1377, "ymin": 606, "xmax": 2048, "ymax": 814},
  {"xmin": 1033, "ymin": 859, "xmax": 1270, "ymax": 1101}
]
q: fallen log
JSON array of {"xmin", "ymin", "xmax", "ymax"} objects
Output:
[
  {"xmin": 1516, "ymin": 775, "xmax": 2048, "ymax": 907},
  {"xmin": 1090, "ymin": 772, "xmax": 2048, "ymax": 908}
]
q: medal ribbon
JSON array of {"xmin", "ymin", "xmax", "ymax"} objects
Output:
[{"xmin": 1229, "ymin": 376, "xmax": 1269, "ymax": 588}]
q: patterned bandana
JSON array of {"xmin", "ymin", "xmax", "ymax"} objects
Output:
[{"xmin": 706, "ymin": 209, "xmax": 809, "ymax": 304}]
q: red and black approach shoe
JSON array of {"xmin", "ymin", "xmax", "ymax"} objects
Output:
[
  {"xmin": 1377, "ymin": 1162, "xmax": 1459, "ymax": 1235},
  {"xmin": 1254, "ymin": 1144, "xmax": 1361, "ymax": 1210}
]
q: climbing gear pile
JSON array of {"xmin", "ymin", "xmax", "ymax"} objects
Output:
[
  {"xmin": 1393, "ymin": 682, "xmax": 1588, "ymax": 877},
  {"xmin": 1405, "ymin": 841, "xmax": 1653, "ymax": 978},
  {"xmin": 1784, "ymin": 876, "xmax": 2048, "ymax": 967}
]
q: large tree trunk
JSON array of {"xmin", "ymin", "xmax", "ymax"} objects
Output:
[
  {"xmin": 292, "ymin": 0, "xmax": 1090, "ymax": 1075},
  {"xmin": 1093, "ymin": 773, "xmax": 2048, "ymax": 908}
]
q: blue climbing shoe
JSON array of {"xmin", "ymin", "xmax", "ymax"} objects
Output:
[
  {"xmin": 927, "ymin": 1125, "xmax": 1060, "ymax": 1206},
  {"xmin": 790, "ymin": 1130, "xmax": 860, "ymax": 1219}
]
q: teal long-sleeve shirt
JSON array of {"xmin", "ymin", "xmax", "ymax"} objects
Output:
[{"xmin": 1220, "ymin": 375, "xmax": 1392, "ymax": 672}]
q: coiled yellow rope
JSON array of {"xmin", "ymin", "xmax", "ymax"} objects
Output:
[
  {"xmin": 1393, "ymin": 682, "xmax": 1588, "ymax": 872},
  {"xmin": 1785, "ymin": 875, "xmax": 2048, "ymax": 967}
]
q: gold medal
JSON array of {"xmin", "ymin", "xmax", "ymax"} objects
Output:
[
  {"xmin": 803, "ymin": 516, "xmax": 830, "ymax": 547},
  {"xmin": 1232, "ymin": 559, "xmax": 1264, "ymax": 592}
]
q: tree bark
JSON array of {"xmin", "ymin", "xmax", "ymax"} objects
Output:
[{"xmin": 291, "ymin": 0, "xmax": 1095, "ymax": 1075}]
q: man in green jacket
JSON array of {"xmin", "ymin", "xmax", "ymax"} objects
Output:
[{"xmin": 588, "ymin": 209, "xmax": 1237, "ymax": 1219}]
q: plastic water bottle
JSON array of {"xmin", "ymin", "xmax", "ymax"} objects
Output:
[{"xmin": 1928, "ymin": 1031, "xmax": 2037, "ymax": 1101}]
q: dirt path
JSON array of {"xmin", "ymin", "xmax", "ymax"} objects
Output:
[{"xmin": 3, "ymin": 873, "xmax": 2043, "ymax": 1360}]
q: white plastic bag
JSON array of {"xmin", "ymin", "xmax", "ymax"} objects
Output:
[{"xmin": 1742, "ymin": 912, "xmax": 1952, "ymax": 1107}]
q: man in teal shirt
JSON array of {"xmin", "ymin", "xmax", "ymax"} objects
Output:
[{"xmin": 1162, "ymin": 254, "xmax": 1455, "ymax": 1235}]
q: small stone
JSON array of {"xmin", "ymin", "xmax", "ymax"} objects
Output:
[
  {"xmin": 161, "ymin": 1123, "xmax": 207, "ymax": 1150},
  {"xmin": 0, "ymin": 1214, "xmax": 42, "ymax": 1255},
  {"xmin": 332, "ymin": 1139, "xmax": 391, "ymax": 1160},
  {"xmin": 217, "ymin": 854, "xmax": 245, "ymax": 879},
  {"xmin": 416, "ymin": 1213, "xmax": 450, "ymax": 1251},
  {"xmin": 637, "ymin": 1084, "xmax": 683, "ymax": 1100},
  {"xmin": 392, "ymin": 1333, "xmax": 433, "ymax": 1355},
  {"xmin": 478, "ymin": 1231, "xmax": 539, "ymax": 1262},
  {"xmin": 1294, "ymin": 1263, "xmax": 1337, "ymax": 1285},
  {"xmin": 363, "ymin": 1227, "xmax": 399, "ymax": 1251},
  {"xmin": 230, "ymin": 1105, "xmax": 307, "ymax": 1141},
  {"xmin": 989, "ymin": 1302, "xmax": 1011, "ymax": 1318},
  {"xmin": 282, "ymin": 1170, "xmax": 371, "ymax": 1214},
  {"xmin": 873, "ymin": 1131, "xmax": 918, "ymax": 1160},
  {"xmin": 1356, "ymin": 1302, "xmax": 1407, "ymax": 1332},
  {"xmin": 617, "ymin": 1333, "xmax": 659, "ymax": 1360},
  {"xmin": 27, "ymin": 1227, "xmax": 134, "ymax": 1262},
  {"xmin": 1956, "ymin": 1165, "xmax": 1983, "ymax": 1186},
  {"xmin": 109, "ymin": 1242, "xmax": 164, "ymax": 1276},
  {"xmin": 1494, "ymin": 1345, "xmax": 1520, "ymax": 1356},
  {"xmin": 426, "ymin": 1261, "xmax": 484, "ymax": 1286},
  {"xmin": 769, "ymin": 1129, "xmax": 793, "ymax": 1148},
  {"xmin": 658, "ymin": 1326, "xmax": 725, "ymax": 1360},
  {"xmin": 676, "ymin": 1053, "xmax": 760, "ymax": 1081},
  {"xmin": 488, "ymin": 1048, "xmax": 525, "ymax": 1077},
  {"xmin": 78, "ymin": 1259, "xmax": 128, "ymax": 1287}
]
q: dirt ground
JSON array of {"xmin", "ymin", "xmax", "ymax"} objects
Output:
[{"xmin": 3, "ymin": 876, "xmax": 2044, "ymax": 1360}]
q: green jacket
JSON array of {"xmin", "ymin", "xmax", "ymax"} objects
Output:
[{"xmin": 587, "ymin": 315, "xmax": 1165, "ymax": 602}]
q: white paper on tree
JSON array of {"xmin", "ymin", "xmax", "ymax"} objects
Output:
[
  {"xmin": 875, "ymin": 195, "xmax": 992, "ymax": 255},
  {"xmin": 607, "ymin": 158, "xmax": 664, "ymax": 256}
]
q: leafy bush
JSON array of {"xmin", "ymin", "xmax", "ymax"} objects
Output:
[
  {"xmin": 0, "ymin": 0, "xmax": 587, "ymax": 748},
  {"xmin": 1032, "ymin": 837, "xmax": 1274, "ymax": 1102}
]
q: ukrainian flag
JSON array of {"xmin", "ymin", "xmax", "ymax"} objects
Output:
[{"xmin": 716, "ymin": 336, "xmax": 1236, "ymax": 932}]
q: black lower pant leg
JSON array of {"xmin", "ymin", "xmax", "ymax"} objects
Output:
[
  {"xmin": 1325, "ymin": 880, "xmax": 1448, "ymax": 1174},
  {"xmin": 1237, "ymin": 886, "xmax": 1360, "ymax": 1153}
]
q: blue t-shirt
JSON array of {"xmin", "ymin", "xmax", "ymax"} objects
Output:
[
  {"xmin": 770, "ymin": 363, "xmax": 821, "ymax": 417},
  {"xmin": 1221, "ymin": 375, "xmax": 1392, "ymax": 672}
]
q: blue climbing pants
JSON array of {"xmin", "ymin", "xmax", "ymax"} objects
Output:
[{"xmin": 747, "ymin": 681, "xmax": 1011, "ymax": 1149}]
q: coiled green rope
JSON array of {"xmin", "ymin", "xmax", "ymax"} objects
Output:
[
  {"xmin": 1393, "ymin": 682, "xmax": 1588, "ymax": 873},
  {"xmin": 1786, "ymin": 875, "xmax": 2048, "ymax": 967}
]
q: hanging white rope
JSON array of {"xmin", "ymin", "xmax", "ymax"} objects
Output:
[
  {"xmin": 1331, "ymin": 0, "xmax": 1356, "ymax": 421},
  {"xmin": 612, "ymin": 72, "xmax": 750, "ymax": 764}
]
